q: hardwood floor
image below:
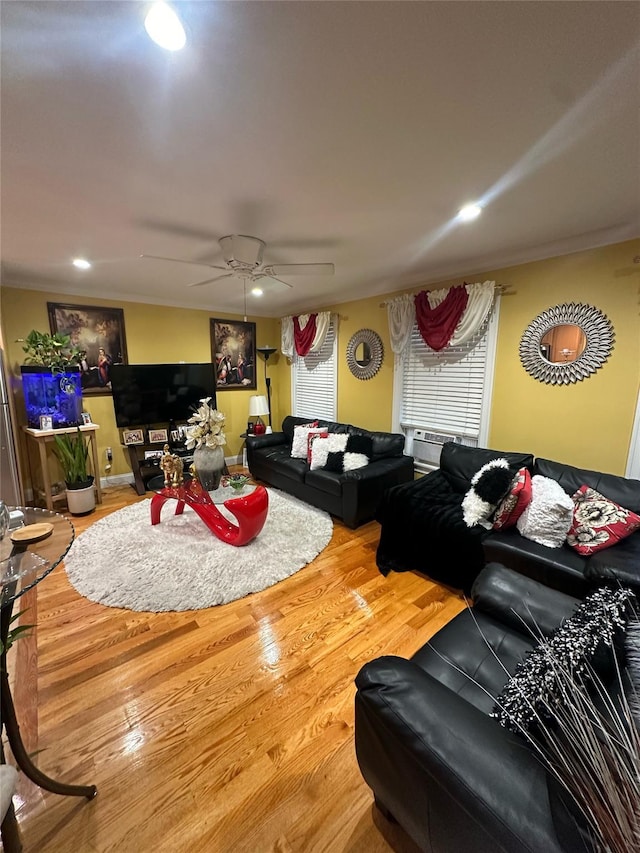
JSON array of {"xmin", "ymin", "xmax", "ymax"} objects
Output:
[{"xmin": 6, "ymin": 482, "xmax": 466, "ymax": 852}]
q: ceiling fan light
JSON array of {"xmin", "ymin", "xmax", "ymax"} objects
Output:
[
  {"xmin": 144, "ymin": 2, "xmax": 186, "ymax": 51},
  {"xmin": 72, "ymin": 258, "xmax": 91, "ymax": 269},
  {"xmin": 458, "ymin": 202, "xmax": 482, "ymax": 222}
]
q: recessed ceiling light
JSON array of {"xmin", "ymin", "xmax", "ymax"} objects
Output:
[
  {"xmin": 72, "ymin": 258, "xmax": 91, "ymax": 270},
  {"xmin": 458, "ymin": 203, "xmax": 482, "ymax": 222},
  {"xmin": 251, "ymin": 287, "xmax": 263, "ymax": 297},
  {"xmin": 145, "ymin": 2, "xmax": 186, "ymax": 51}
]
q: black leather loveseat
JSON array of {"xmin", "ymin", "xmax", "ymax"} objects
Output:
[
  {"xmin": 355, "ymin": 563, "xmax": 629, "ymax": 853},
  {"xmin": 246, "ymin": 415, "xmax": 414, "ymax": 528},
  {"xmin": 376, "ymin": 442, "xmax": 640, "ymax": 596}
]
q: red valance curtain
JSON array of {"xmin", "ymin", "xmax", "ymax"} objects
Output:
[
  {"xmin": 293, "ymin": 314, "xmax": 318, "ymax": 356},
  {"xmin": 415, "ymin": 285, "xmax": 469, "ymax": 351}
]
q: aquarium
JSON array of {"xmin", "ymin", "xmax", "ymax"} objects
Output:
[{"xmin": 21, "ymin": 368, "xmax": 83, "ymax": 429}]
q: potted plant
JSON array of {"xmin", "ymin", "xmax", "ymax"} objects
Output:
[
  {"xmin": 53, "ymin": 428, "xmax": 96, "ymax": 515},
  {"xmin": 18, "ymin": 329, "xmax": 84, "ymax": 429}
]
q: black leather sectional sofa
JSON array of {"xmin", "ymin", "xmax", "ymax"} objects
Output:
[
  {"xmin": 376, "ymin": 442, "xmax": 640, "ymax": 595},
  {"xmin": 355, "ymin": 563, "xmax": 620, "ymax": 852},
  {"xmin": 246, "ymin": 415, "xmax": 414, "ymax": 528}
]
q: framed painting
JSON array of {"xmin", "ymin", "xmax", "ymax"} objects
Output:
[
  {"xmin": 48, "ymin": 303, "xmax": 128, "ymax": 396},
  {"xmin": 211, "ymin": 319, "xmax": 256, "ymax": 391}
]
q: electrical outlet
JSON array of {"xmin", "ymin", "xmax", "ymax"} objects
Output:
[{"xmin": 106, "ymin": 447, "xmax": 113, "ymax": 462}]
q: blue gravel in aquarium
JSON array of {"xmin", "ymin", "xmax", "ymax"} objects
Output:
[{"xmin": 22, "ymin": 370, "xmax": 83, "ymax": 429}]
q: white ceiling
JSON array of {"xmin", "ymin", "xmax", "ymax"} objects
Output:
[{"xmin": 2, "ymin": 1, "xmax": 639, "ymax": 319}]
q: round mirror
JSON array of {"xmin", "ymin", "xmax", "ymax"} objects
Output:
[
  {"xmin": 520, "ymin": 303, "xmax": 614, "ymax": 384},
  {"xmin": 355, "ymin": 342, "xmax": 371, "ymax": 366},
  {"xmin": 540, "ymin": 325, "xmax": 587, "ymax": 364},
  {"xmin": 346, "ymin": 329, "xmax": 384, "ymax": 380}
]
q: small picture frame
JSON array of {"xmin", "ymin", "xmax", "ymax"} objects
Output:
[
  {"xmin": 144, "ymin": 450, "xmax": 164, "ymax": 461},
  {"xmin": 122, "ymin": 428, "xmax": 145, "ymax": 446},
  {"xmin": 39, "ymin": 415, "xmax": 53, "ymax": 431},
  {"xmin": 81, "ymin": 412, "xmax": 93, "ymax": 425},
  {"xmin": 148, "ymin": 428, "xmax": 168, "ymax": 444}
]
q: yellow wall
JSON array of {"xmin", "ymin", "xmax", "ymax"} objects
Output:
[
  {"xmin": 316, "ymin": 238, "xmax": 640, "ymax": 473},
  {"xmin": 0, "ymin": 287, "xmax": 279, "ymax": 484},
  {"xmin": 487, "ymin": 241, "xmax": 640, "ymax": 470},
  {"xmin": 2, "ymin": 237, "xmax": 639, "ymax": 494}
]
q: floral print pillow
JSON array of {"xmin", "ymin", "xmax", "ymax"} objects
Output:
[{"xmin": 567, "ymin": 485, "xmax": 640, "ymax": 555}]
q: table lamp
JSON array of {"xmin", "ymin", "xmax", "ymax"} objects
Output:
[{"xmin": 249, "ymin": 395, "xmax": 270, "ymax": 435}]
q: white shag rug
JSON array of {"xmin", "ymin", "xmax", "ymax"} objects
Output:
[{"xmin": 64, "ymin": 488, "xmax": 333, "ymax": 612}]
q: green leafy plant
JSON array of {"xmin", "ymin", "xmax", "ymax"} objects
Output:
[
  {"xmin": 53, "ymin": 427, "xmax": 92, "ymax": 487},
  {"xmin": 18, "ymin": 329, "xmax": 83, "ymax": 371},
  {"xmin": 0, "ymin": 610, "xmax": 34, "ymax": 657}
]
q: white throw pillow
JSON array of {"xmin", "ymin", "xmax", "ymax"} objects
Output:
[
  {"xmin": 290, "ymin": 423, "xmax": 320, "ymax": 459},
  {"xmin": 310, "ymin": 433, "xmax": 348, "ymax": 470},
  {"xmin": 516, "ymin": 475, "xmax": 574, "ymax": 548}
]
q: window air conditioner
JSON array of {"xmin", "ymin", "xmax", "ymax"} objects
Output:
[{"xmin": 412, "ymin": 430, "xmax": 460, "ymax": 467}]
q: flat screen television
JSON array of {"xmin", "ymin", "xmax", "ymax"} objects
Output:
[{"xmin": 110, "ymin": 363, "xmax": 216, "ymax": 428}]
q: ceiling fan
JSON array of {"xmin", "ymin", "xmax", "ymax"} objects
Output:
[{"xmin": 141, "ymin": 234, "xmax": 335, "ymax": 289}]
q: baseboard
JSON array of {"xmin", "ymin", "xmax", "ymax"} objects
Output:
[{"xmin": 100, "ymin": 473, "xmax": 135, "ymax": 489}]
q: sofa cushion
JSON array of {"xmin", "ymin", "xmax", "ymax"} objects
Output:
[
  {"xmin": 482, "ymin": 528, "xmax": 590, "ymax": 597},
  {"xmin": 567, "ymin": 486, "xmax": 640, "ymax": 556},
  {"xmin": 516, "ymin": 476, "xmax": 574, "ymax": 548},
  {"xmin": 253, "ymin": 445, "xmax": 308, "ymax": 482},
  {"xmin": 462, "ymin": 458, "xmax": 514, "ymax": 529},
  {"xmin": 324, "ymin": 434, "xmax": 373, "ymax": 473},
  {"xmin": 535, "ymin": 458, "xmax": 640, "ymax": 515},
  {"xmin": 492, "ymin": 468, "xmax": 532, "ymax": 531},
  {"xmin": 440, "ymin": 443, "xmax": 534, "ymax": 494},
  {"xmin": 310, "ymin": 433, "xmax": 348, "ymax": 470},
  {"xmin": 585, "ymin": 531, "xmax": 640, "ymax": 589},
  {"xmin": 290, "ymin": 422, "xmax": 320, "ymax": 458},
  {"xmin": 348, "ymin": 426, "xmax": 404, "ymax": 461},
  {"xmin": 304, "ymin": 467, "xmax": 344, "ymax": 497},
  {"xmin": 307, "ymin": 430, "xmax": 328, "ymax": 463}
]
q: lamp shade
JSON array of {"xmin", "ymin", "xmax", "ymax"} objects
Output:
[{"xmin": 249, "ymin": 395, "xmax": 269, "ymax": 417}]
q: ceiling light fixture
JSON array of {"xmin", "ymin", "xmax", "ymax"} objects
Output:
[
  {"xmin": 144, "ymin": 2, "xmax": 186, "ymax": 51},
  {"xmin": 458, "ymin": 203, "xmax": 482, "ymax": 222},
  {"xmin": 251, "ymin": 287, "xmax": 263, "ymax": 297},
  {"xmin": 72, "ymin": 258, "xmax": 91, "ymax": 269}
]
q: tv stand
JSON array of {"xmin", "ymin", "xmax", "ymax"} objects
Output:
[{"xmin": 125, "ymin": 443, "xmax": 193, "ymax": 496}]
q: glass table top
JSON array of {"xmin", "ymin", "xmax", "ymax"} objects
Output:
[{"xmin": 1, "ymin": 507, "xmax": 75, "ymax": 609}]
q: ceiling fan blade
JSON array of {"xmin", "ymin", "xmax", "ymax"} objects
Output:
[
  {"xmin": 188, "ymin": 273, "xmax": 235, "ymax": 288},
  {"xmin": 258, "ymin": 274, "xmax": 294, "ymax": 289},
  {"xmin": 136, "ymin": 217, "xmax": 219, "ymax": 243},
  {"xmin": 264, "ymin": 263, "xmax": 335, "ymax": 276},
  {"xmin": 140, "ymin": 254, "xmax": 228, "ymax": 271}
]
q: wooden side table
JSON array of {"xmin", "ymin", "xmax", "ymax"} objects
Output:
[{"xmin": 23, "ymin": 424, "xmax": 103, "ymax": 510}]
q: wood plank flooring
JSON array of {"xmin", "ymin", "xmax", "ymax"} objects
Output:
[{"xmin": 6, "ymin": 481, "xmax": 466, "ymax": 852}]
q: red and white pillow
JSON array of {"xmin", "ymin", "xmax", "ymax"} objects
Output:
[
  {"xmin": 492, "ymin": 468, "xmax": 532, "ymax": 530},
  {"xmin": 290, "ymin": 422, "xmax": 320, "ymax": 459},
  {"xmin": 307, "ymin": 430, "xmax": 329, "ymax": 463},
  {"xmin": 566, "ymin": 485, "xmax": 640, "ymax": 555}
]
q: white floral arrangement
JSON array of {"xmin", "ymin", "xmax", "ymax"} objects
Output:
[{"xmin": 185, "ymin": 398, "xmax": 226, "ymax": 450}]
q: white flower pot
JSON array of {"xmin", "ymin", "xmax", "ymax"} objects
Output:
[{"xmin": 65, "ymin": 483, "xmax": 96, "ymax": 516}]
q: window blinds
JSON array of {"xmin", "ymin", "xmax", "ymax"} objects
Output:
[
  {"xmin": 291, "ymin": 320, "xmax": 337, "ymax": 421},
  {"xmin": 400, "ymin": 312, "xmax": 492, "ymax": 440}
]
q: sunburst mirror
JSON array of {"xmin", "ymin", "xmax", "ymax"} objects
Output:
[
  {"xmin": 346, "ymin": 329, "xmax": 384, "ymax": 380},
  {"xmin": 519, "ymin": 302, "xmax": 614, "ymax": 385}
]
